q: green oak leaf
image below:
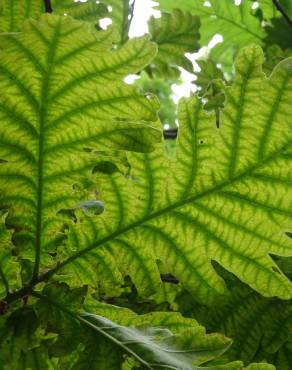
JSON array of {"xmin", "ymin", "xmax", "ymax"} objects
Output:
[
  {"xmin": 0, "ymin": 14, "xmax": 160, "ymax": 285},
  {"xmin": 102, "ymin": 0, "xmax": 131, "ymax": 44},
  {"xmin": 259, "ymin": 0, "xmax": 292, "ymax": 21},
  {"xmin": 0, "ymin": 0, "xmax": 109, "ymax": 32},
  {"xmin": 57, "ymin": 44, "xmax": 292, "ymax": 305},
  {"xmin": 155, "ymin": 0, "xmax": 265, "ymax": 70},
  {"xmin": 181, "ymin": 281, "xmax": 292, "ymax": 366},
  {"xmin": 263, "ymin": 45, "xmax": 292, "ymax": 75},
  {"xmin": 148, "ymin": 9, "xmax": 200, "ymax": 78},
  {"xmin": 195, "ymin": 59, "xmax": 224, "ymax": 96},
  {"xmin": 34, "ymin": 284, "xmax": 269, "ymax": 370}
]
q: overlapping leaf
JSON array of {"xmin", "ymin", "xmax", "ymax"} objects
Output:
[
  {"xmin": 103, "ymin": 0, "xmax": 131, "ymax": 44},
  {"xmin": 32, "ymin": 284, "xmax": 273, "ymax": 370},
  {"xmin": 259, "ymin": 0, "xmax": 292, "ymax": 21},
  {"xmin": 0, "ymin": 14, "xmax": 160, "ymax": 287},
  {"xmin": 58, "ymin": 45, "xmax": 292, "ymax": 305},
  {"xmin": 0, "ymin": 0, "xmax": 109, "ymax": 32},
  {"xmin": 195, "ymin": 59, "xmax": 224, "ymax": 95},
  {"xmin": 179, "ymin": 279, "xmax": 292, "ymax": 366},
  {"xmin": 147, "ymin": 9, "xmax": 200, "ymax": 77},
  {"xmin": 155, "ymin": 0, "xmax": 265, "ymax": 69}
]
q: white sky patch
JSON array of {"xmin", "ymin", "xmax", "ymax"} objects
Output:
[
  {"xmin": 171, "ymin": 69, "xmax": 198, "ymax": 103},
  {"xmin": 128, "ymin": 1, "xmax": 224, "ymax": 104},
  {"xmin": 99, "ymin": 17, "xmax": 112, "ymax": 29},
  {"xmin": 129, "ymin": 0, "xmax": 161, "ymax": 37},
  {"xmin": 124, "ymin": 74, "xmax": 140, "ymax": 84}
]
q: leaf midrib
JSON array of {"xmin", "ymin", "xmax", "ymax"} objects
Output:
[{"xmin": 32, "ymin": 20, "xmax": 61, "ymax": 281}]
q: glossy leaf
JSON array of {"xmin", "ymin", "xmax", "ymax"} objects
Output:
[{"xmin": 34, "ymin": 284, "xmax": 267, "ymax": 370}]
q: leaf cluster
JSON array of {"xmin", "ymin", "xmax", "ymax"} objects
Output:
[{"xmin": 0, "ymin": 0, "xmax": 291, "ymax": 369}]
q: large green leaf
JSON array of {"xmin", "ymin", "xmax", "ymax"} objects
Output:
[
  {"xmin": 0, "ymin": 0, "xmax": 109, "ymax": 32},
  {"xmin": 155, "ymin": 0, "xmax": 265, "ymax": 69},
  {"xmin": 0, "ymin": 307, "xmax": 45, "ymax": 369},
  {"xmin": 57, "ymin": 45, "xmax": 292, "ymax": 305},
  {"xmin": 179, "ymin": 280, "xmax": 292, "ymax": 366},
  {"xmin": 147, "ymin": 9, "xmax": 200, "ymax": 77},
  {"xmin": 0, "ymin": 14, "xmax": 160, "ymax": 288},
  {"xmin": 33, "ymin": 283, "xmax": 272, "ymax": 370},
  {"xmin": 78, "ymin": 313, "xmax": 232, "ymax": 370}
]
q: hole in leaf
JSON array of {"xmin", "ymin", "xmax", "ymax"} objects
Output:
[
  {"xmin": 93, "ymin": 161, "xmax": 119, "ymax": 175},
  {"xmin": 75, "ymin": 200, "xmax": 104, "ymax": 215},
  {"xmin": 160, "ymin": 273, "xmax": 179, "ymax": 285},
  {"xmin": 57, "ymin": 209, "xmax": 77, "ymax": 223}
]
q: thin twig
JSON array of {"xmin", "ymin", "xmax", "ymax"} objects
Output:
[
  {"xmin": 128, "ymin": 0, "xmax": 136, "ymax": 30},
  {"xmin": 121, "ymin": 0, "xmax": 136, "ymax": 43},
  {"xmin": 272, "ymin": 0, "xmax": 292, "ymax": 29},
  {"xmin": 44, "ymin": 0, "xmax": 53, "ymax": 13}
]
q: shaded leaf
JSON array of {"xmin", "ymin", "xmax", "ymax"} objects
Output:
[{"xmin": 0, "ymin": 211, "xmax": 21, "ymax": 299}]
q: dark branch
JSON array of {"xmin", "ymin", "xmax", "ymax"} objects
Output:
[
  {"xmin": 129, "ymin": 0, "xmax": 136, "ymax": 28},
  {"xmin": 163, "ymin": 129, "xmax": 178, "ymax": 139},
  {"xmin": 44, "ymin": 0, "xmax": 53, "ymax": 13},
  {"xmin": 272, "ymin": 0, "xmax": 292, "ymax": 29}
]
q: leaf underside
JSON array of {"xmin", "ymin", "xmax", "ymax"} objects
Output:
[
  {"xmin": 0, "ymin": 14, "xmax": 160, "ymax": 288},
  {"xmin": 59, "ymin": 45, "xmax": 292, "ymax": 305},
  {"xmin": 155, "ymin": 0, "xmax": 266, "ymax": 69}
]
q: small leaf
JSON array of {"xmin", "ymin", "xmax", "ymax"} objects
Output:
[{"xmin": 148, "ymin": 9, "xmax": 200, "ymax": 77}]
